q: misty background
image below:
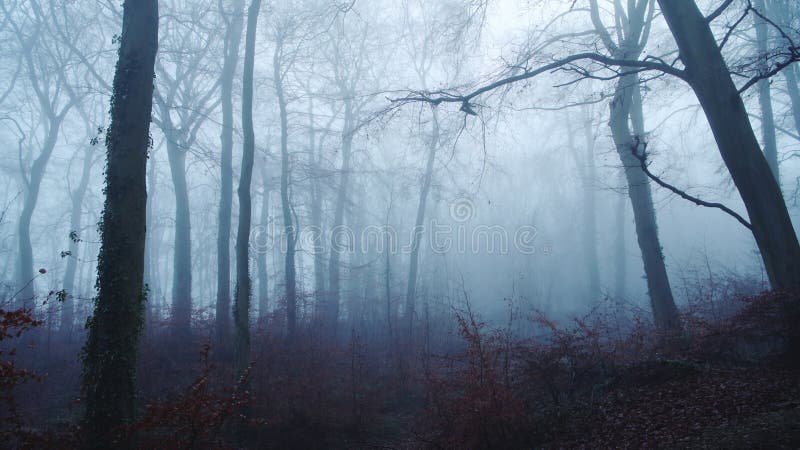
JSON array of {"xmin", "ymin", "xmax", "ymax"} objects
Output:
[{"xmin": 0, "ymin": 0, "xmax": 792, "ymax": 335}]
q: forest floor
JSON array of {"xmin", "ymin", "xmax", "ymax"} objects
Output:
[
  {"xmin": 3, "ymin": 290, "xmax": 800, "ymax": 449},
  {"xmin": 546, "ymin": 360, "xmax": 800, "ymax": 448}
]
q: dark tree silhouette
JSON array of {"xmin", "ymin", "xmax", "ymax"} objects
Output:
[
  {"xmin": 81, "ymin": 0, "xmax": 158, "ymax": 445},
  {"xmin": 234, "ymin": 0, "xmax": 261, "ymax": 380}
]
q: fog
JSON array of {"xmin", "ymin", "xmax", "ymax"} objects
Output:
[{"xmin": 2, "ymin": 0, "xmax": 799, "ymax": 447}]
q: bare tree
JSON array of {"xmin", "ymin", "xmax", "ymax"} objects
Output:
[
  {"xmin": 324, "ymin": 17, "xmax": 371, "ymax": 338},
  {"xmin": 272, "ymin": 29, "xmax": 299, "ymax": 340},
  {"xmin": 3, "ymin": 0, "xmax": 80, "ymax": 307},
  {"xmin": 394, "ymin": 0, "xmax": 800, "ymax": 293},
  {"xmin": 152, "ymin": 0, "xmax": 223, "ymax": 335},
  {"xmin": 590, "ymin": 0, "xmax": 681, "ymax": 331}
]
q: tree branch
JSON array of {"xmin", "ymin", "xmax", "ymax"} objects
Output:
[
  {"xmin": 390, "ymin": 52, "xmax": 686, "ymax": 111},
  {"xmin": 738, "ymin": 48, "xmax": 800, "ymax": 93},
  {"xmin": 706, "ymin": 0, "xmax": 736, "ymax": 23},
  {"xmin": 630, "ymin": 138, "xmax": 753, "ymax": 230}
]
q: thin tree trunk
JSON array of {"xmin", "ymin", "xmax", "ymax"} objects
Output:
[
  {"xmin": 216, "ymin": 0, "xmax": 245, "ymax": 351},
  {"xmin": 144, "ymin": 145, "xmax": 158, "ymax": 313},
  {"xmin": 784, "ymin": 65, "xmax": 800, "ymax": 135},
  {"xmin": 82, "ymin": 0, "xmax": 157, "ymax": 444},
  {"xmin": 614, "ymin": 171, "xmax": 627, "ymax": 299},
  {"xmin": 61, "ymin": 146, "xmax": 93, "ymax": 338},
  {"xmin": 770, "ymin": 1, "xmax": 800, "ymax": 137},
  {"xmin": 754, "ymin": 0, "xmax": 780, "ymax": 182},
  {"xmin": 165, "ymin": 135, "xmax": 192, "ymax": 335},
  {"xmin": 581, "ymin": 110, "xmax": 600, "ymax": 297},
  {"xmin": 257, "ymin": 169, "xmax": 269, "ymax": 319},
  {"xmin": 308, "ymin": 100, "xmax": 327, "ymax": 315},
  {"xmin": 658, "ymin": 0, "xmax": 800, "ymax": 289},
  {"xmin": 146, "ymin": 167, "xmax": 166, "ymax": 316},
  {"xmin": 384, "ymin": 193, "xmax": 394, "ymax": 356},
  {"xmin": 327, "ymin": 98, "xmax": 354, "ymax": 337},
  {"xmin": 273, "ymin": 38, "xmax": 297, "ymax": 341},
  {"xmin": 405, "ymin": 108, "xmax": 439, "ymax": 338},
  {"xmin": 234, "ymin": 0, "xmax": 260, "ymax": 379}
]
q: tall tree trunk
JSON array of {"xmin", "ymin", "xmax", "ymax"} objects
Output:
[
  {"xmin": 783, "ymin": 65, "xmax": 800, "ymax": 135},
  {"xmin": 770, "ymin": 1, "xmax": 800, "ymax": 136},
  {"xmin": 327, "ymin": 98, "xmax": 354, "ymax": 337},
  {"xmin": 405, "ymin": 108, "xmax": 439, "ymax": 339},
  {"xmin": 614, "ymin": 171, "xmax": 627, "ymax": 299},
  {"xmin": 257, "ymin": 168, "xmax": 269, "ymax": 319},
  {"xmin": 144, "ymin": 144, "xmax": 158, "ymax": 312},
  {"xmin": 166, "ymin": 135, "xmax": 192, "ymax": 335},
  {"xmin": 308, "ymin": 101, "xmax": 327, "ymax": 315},
  {"xmin": 384, "ymin": 195, "xmax": 395, "ymax": 355},
  {"xmin": 234, "ymin": 0, "xmax": 260, "ymax": 379},
  {"xmin": 216, "ymin": 0, "xmax": 245, "ymax": 351},
  {"xmin": 591, "ymin": 0, "xmax": 679, "ymax": 330},
  {"xmin": 81, "ymin": 1, "xmax": 157, "ymax": 444},
  {"xmin": 609, "ymin": 73, "xmax": 681, "ymax": 331},
  {"xmin": 658, "ymin": 0, "xmax": 800, "ymax": 289},
  {"xmin": 273, "ymin": 39, "xmax": 297, "ymax": 341},
  {"xmin": 581, "ymin": 111, "xmax": 600, "ymax": 297},
  {"xmin": 754, "ymin": 0, "xmax": 780, "ymax": 182},
  {"xmin": 61, "ymin": 146, "xmax": 93, "ymax": 338}
]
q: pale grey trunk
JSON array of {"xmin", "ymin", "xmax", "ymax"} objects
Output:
[
  {"xmin": 783, "ymin": 65, "xmax": 800, "ymax": 135},
  {"xmin": 405, "ymin": 108, "xmax": 439, "ymax": 338},
  {"xmin": 144, "ymin": 147, "xmax": 157, "ymax": 298},
  {"xmin": 614, "ymin": 171, "xmax": 627, "ymax": 299},
  {"xmin": 754, "ymin": 0, "xmax": 780, "ymax": 182},
  {"xmin": 257, "ymin": 167, "xmax": 269, "ymax": 319},
  {"xmin": 581, "ymin": 113, "xmax": 600, "ymax": 297},
  {"xmin": 658, "ymin": 0, "xmax": 800, "ymax": 289},
  {"xmin": 327, "ymin": 98, "xmax": 354, "ymax": 337},
  {"xmin": 345, "ymin": 207, "xmax": 361, "ymax": 330},
  {"xmin": 61, "ymin": 146, "xmax": 93, "ymax": 337},
  {"xmin": 273, "ymin": 39, "xmax": 297, "ymax": 340},
  {"xmin": 308, "ymin": 101, "xmax": 327, "ymax": 315},
  {"xmin": 384, "ymin": 198, "xmax": 394, "ymax": 352},
  {"xmin": 216, "ymin": 0, "xmax": 245, "ymax": 349},
  {"xmin": 165, "ymin": 135, "xmax": 192, "ymax": 335}
]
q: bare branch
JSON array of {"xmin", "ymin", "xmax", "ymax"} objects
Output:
[
  {"xmin": 630, "ymin": 138, "xmax": 753, "ymax": 230},
  {"xmin": 706, "ymin": 0, "xmax": 736, "ymax": 23},
  {"xmin": 390, "ymin": 52, "xmax": 686, "ymax": 110},
  {"xmin": 738, "ymin": 49, "xmax": 800, "ymax": 93},
  {"xmin": 719, "ymin": 3, "xmax": 752, "ymax": 50}
]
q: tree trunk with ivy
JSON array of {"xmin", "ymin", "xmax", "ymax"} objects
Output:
[{"xmin": 82, "ymin": 0, "xmax": 158, "ymax": 445}]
